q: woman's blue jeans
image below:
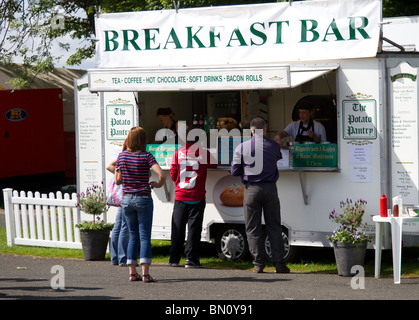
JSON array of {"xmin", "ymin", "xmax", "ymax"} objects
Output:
[
  {"xmin": 122, "ymin": 194, "xmax": 154, "ymax": 265},
  {"xmin": 110, "ymin": 207, "xmax": 129, "ymax": 265}
]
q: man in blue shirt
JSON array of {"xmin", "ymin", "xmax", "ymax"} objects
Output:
[{"xmin": 230, "ymin": 117, "xmax": 289, "ymax": 273}]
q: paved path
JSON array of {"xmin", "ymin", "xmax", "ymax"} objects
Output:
[
  {"xmin": 1, "ymin": 211, "xmax": 418, "ymax": 316},
  {"xmin": 1, "ymin": 254, "xmax": 418, "ymax": 302}
]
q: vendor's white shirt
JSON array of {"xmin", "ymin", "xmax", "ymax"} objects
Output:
[{"xmin": 284, "ymin": 120, "xmax": 327, "ymax": 142}]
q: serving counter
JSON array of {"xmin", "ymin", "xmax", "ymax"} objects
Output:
[{"xmin": 158, "ymin": 164, "xmax": 339, "ymax": 205}]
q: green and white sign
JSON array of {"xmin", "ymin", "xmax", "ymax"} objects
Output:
[
  {"xmin": 106, "ymin": 104, "xmax": 135, "ymax": 140},
  {"xmin": 292, "ymin": 143, "xmax": 337, "ymax": 168},
  {"xmin": 94, "ymin": 0, "xmax": 381, "ymax": 69},
  {"xmin": 147, "ymin": 144, "xmax": 179, "ymax": 167},
  {"xmin": 342, "ymin": 99, "xmax": 377, "ymax": 140}
]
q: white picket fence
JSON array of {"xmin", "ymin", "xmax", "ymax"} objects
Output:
[{"xmin": 3, "ymin": 188, "xmax": 82, "ymax": 249}]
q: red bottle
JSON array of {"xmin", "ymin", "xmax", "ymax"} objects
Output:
[{"xmin": 380, "ymin": 193, "xmax": 388, "ymax": 217}]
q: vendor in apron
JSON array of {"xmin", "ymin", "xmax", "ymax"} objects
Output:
[{"xmin": 276, "ymin": 102, "xmax": 327, "ymax": 143}]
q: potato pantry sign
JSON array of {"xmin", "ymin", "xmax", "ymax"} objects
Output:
[{"xmin": 94, "ymin": 0, "xmax": 381, "ymax": 69}]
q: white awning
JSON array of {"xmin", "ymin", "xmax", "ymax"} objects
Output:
[{"xmin": 290, "ymin": 64, "xmax": 339, "ymax": 88}]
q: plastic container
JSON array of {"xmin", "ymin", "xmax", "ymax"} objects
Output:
[
  {"xmin": 392, "ymin": 196, "xmax": 402, "ymax": 217},
  {"xmin": 380, "ymin": 193, "xmax": 388, "ymax": 217}
]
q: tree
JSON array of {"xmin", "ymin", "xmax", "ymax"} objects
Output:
[
  {"xmin": 383, "ymin": 0, "xmax": 419, "ymax": 17},
  {"xmin": 1, "ymin": 0, "xmax": 57, "ymax": 87},
  {"xmin": 0, "ymin": 0, "xmax": 98, "ymax": 88},
  {"xmin": 1, "ymin": 0, "xmax": 418, "ymax": 88}
]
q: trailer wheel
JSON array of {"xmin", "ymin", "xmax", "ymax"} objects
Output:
[
  {"xmin": 215, "ymin": 226, "xmax": 249, "ymax": 261},
  {"xmin": 264, "ymin": 228, "xmax": 298, "ymax": 263}
]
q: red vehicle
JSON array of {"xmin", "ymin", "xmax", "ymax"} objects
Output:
[{"xmin": 0, "ymin": 88, "xmax": 65, "ymax": 179}]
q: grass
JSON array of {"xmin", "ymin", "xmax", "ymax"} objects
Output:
[
  {"xmin": 0, "ymin": 227, "xmax": 84, "ymax": 259},
  {"xmin": 1, "ymin": 226, "xmax": 418, "ymax": 277}
]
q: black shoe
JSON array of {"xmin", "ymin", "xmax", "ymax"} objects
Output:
[
  {"xmin": 275, "ymin": 264, "xmax": 290, "ymax": 273},
  {"xmin": 253, "ymin": 266, "xmax": 264, "ymax": 273},
  {"xmin": 185, "ymin": 259, "xmax": 203, "ymax": 268}
]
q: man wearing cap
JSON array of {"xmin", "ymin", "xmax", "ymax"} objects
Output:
[
  {"xmin": 156, "ymin": 108, "xmax": 178, "ymax": 136},
  {"xmin": 277, "ymin": 103, "xmax": 327, "ymax": 143},
  {"xmin": 156, "ymin": 107, "xmax": 179, "ymax": 144}
]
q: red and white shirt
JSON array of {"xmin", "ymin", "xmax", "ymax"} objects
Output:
[{"xmin": 170, "ymin": 143, "xmax": 217, "ymax": 201}]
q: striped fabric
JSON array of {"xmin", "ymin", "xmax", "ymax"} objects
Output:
[{"xmin": 116, "ymin": 150, "xmax": 157, "ymax": 194}]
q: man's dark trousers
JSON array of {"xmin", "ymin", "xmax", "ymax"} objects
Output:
[
  {"xmin": 169, "ymin": 200, "xmax": 206, "ymax": 264},
  {"xmin": 243, "ymin": 181, "xmax": 286, "ymax": 268}
]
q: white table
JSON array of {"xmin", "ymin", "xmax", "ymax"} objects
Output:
[{"xmin": 373, "ymin": 215, "xmax": 419, "ymax": 284}]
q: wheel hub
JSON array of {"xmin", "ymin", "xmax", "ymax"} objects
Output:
[{"xmin": 220, "ymin": 229, "xmax": 245, "ymax": 260}]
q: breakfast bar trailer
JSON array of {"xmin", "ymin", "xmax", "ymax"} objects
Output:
[{"xmin": 76, "ymin": 0, "xmax": 419, "ymax": 261}]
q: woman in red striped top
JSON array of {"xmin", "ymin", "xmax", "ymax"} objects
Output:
[{"xmin": 116, "ymin": 126, "xmax": 165, "ymax": 283}]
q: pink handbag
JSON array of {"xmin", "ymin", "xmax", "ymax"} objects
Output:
[{"xmin": 107, "ymin": 179, "xmax": 123, "ymax": 206}]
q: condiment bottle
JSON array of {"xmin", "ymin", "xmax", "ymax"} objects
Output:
[
  {"xmin": 380, "ymin": 193, "xmax": 388, "ymax": 217},
  {"xmin": 392, "ymin": 195, "xmax": 402, "ymax": 217},
  {"xmin": 393, "ymin": 204, "xmax": 399, "ymax": 217},
  {"xmin": 199, "ymin": 114, "xmax": 204, "ymax": 128}
]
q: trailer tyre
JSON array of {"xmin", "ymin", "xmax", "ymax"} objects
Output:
[
  {"xmin": 264, "ymin": 228, "xmax": 299, "ymax": 263},
  {"xmin": 215, "ymin": 226, "xmax": 249, "ymax": 261}
]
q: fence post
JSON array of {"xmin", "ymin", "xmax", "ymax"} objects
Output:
[{"xmin": 3, "ymin": 188, "xmax": 15, "ymax": 246}]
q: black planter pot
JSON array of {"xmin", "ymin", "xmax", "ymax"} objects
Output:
[
  {"xmin": 80, "ymin": 229, "xmax": 111, "ymax": 261},
  {"xmin": 333, "ymin": 241, "xmax": 367, "ymax": 277}
]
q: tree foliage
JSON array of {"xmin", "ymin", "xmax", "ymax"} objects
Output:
[
  {"xmin": 383, "ymin": 0, "xmax": 419, "ymax": 18},
  {"xmin": 1, "ymin": 0, "xmax": 418, "ymax": 88}
]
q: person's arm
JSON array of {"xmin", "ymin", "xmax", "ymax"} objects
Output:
[
  {"xmin": 106, "ymin": 160, "xmax": 117, "ymax": 174},
  {"xmin": 230, "ymin": 144, "xmax": 243, "ymax": 177},
  {"xmin": 278, "ymin": 130, "xmax": 289, "ymax": 138},
  {"xmin": 280, "ymin": 121, "xmax": 296, "ymax": 139},
  {"xmin": 317, "ymin": 123, "xmax": 327, "ymax": 142},
  {"xmin": 170, "ymin": 151, "xmax": 179, "ymax": 182},
  {"xmin": 207, "ymin": 150, "xmax": 218, "ymax": 169},
  {"xmin": 150, "ymin": 163, "xmax": 166, "ymax": 189},
  {"xmin": 307, "ymin": 130, "xmax": 320, "ymax": 142}
]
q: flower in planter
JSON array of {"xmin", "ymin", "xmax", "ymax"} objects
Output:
[
  {"xmin": 326, "ymin": 198, "xmax": 373, "ymax": 244},
  {"xmin": 75, "ymin": 183, "xmax": 113, "ymax": 231}
]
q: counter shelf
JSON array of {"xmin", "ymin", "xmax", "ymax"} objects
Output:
[{"xmin": 158, "ymin": 165, "xmax": 339, "ymax": 205}]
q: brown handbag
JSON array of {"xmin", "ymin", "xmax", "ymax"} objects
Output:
[{"xmin": 115, "ymin": 167, "xmax": 123, "ymax": 185}]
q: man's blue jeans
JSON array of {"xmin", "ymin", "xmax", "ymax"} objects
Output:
[{"xmin": 122, "ymin": 194, "xmax": 154, "ymax": 265}]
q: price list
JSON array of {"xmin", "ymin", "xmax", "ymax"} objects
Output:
[{"xmin": 389, "ymin": 62, "xmax": 419, "ymax": 204}]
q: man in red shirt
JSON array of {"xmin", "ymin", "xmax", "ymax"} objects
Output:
[{"xmin": 169, "ymin": 129, "xmax": 217, "ymax": 268}]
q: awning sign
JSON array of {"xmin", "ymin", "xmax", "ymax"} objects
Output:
[
  {"xmin": 95, "ymin": 0, "xmax": 381, "ymax": 69},
  {"xmin": 89, "ymin": 65, "xmax": 290, "ymax": 91}
]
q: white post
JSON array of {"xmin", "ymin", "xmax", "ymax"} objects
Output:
[
  {"xmin": 73, "ymin": 193, "xmax": 81, "ymax": 243},
  {"xmin": 3, "ymin": 188, "xmax": 15, "ymax": 246}
]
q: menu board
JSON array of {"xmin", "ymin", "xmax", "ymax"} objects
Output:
[
  {"xmin": 389, "ymin": 61, "xmax": 419, "ymax": 205},
  {"xmin": 75, "ymin": 74, "xmax": 103, "ymax": 192}
]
